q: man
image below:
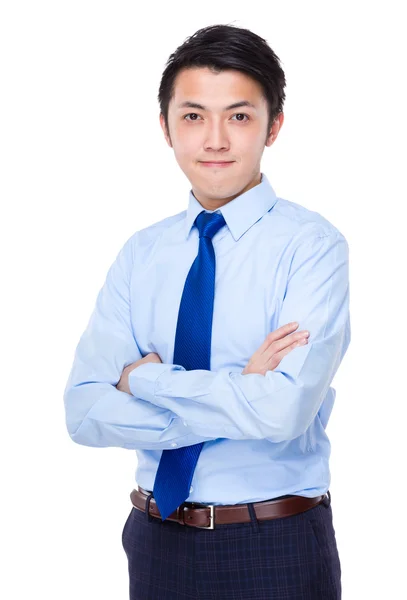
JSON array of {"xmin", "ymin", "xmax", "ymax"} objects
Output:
[{"xmin": 64, "ymin": 23, "xmax": 350, "ymax": 599}]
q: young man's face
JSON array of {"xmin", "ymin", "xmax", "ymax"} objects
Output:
[{"xmin": 160, "ymin": 66, "xmax": 284, "ymax": 210}]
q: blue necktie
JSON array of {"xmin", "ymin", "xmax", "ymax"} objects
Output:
[{"xmin": 152, "ymin": 209, "xmax": 227, "ymax": 521}]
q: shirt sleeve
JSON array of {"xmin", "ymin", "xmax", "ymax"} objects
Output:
[
  {"xmin": 128, "ymin": 231, "xmax": 351, "ymax": 443},
  {"xmin": 63, "ymin": 235, "xmax": 215, "ymax": 450}
]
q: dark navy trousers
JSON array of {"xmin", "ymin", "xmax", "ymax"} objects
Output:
[{"xmin": 121, "ymin": 490, "xmax": 341, "ymax": 599}]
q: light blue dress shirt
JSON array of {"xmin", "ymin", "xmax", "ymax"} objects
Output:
[{"xmin": 64, "ymin": 172, "xmax": 351, "ymax": 505}]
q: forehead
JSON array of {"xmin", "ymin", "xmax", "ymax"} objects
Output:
[{"xmin": 171, "ymin": 67, "xmax": 265, "ymax": 108}]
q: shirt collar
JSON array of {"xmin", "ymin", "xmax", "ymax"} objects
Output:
[{"xmin": 184, "ymin": 172, "xmax": 278, "ymax": 242}]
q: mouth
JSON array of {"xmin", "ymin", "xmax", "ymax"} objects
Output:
[{"xmin": 199, "ymin": 161, "xmax": 235, "ymax": 168}]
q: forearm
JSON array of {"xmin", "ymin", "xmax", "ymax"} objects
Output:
[
  {"xmin": 64, "ymin": 378, "xmax": 215, "ymax": 450},
  {"xmin": 129, "ymin": 321, "xmax": 349, "ymax": 443},
  {"xmin": 63, "ymin": 235, "xmax": 215, "ymax": 451},
  {"xmin": 129, "ymin": 231, "xmax": 351, "ymax": 443}
]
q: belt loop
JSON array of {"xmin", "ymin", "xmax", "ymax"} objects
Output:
[
  {"xmin": 322, "ymin": 490, "xmax": 331, "ymax": 508},
  {"xmin": 247, "ymin": 502, "xmax": 259, "ymax": 533},
  {"xmin": 145, "ymin": 492, "xmax": 155, "ymax": 523}
]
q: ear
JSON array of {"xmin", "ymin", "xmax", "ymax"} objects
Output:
[
  {"xmin": 159, "ymin": 113, "xmax": 172, "ymax": 148},
  {"xmin": 265, "ymin": 112, "xmax": 284, "ymax": 147}
]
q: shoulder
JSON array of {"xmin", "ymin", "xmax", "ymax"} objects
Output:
[
  {"xmin": 136, "ymin": 209, "xmax": 186, "ymax": 243},
  {"xmin": 121, "ymin": 209, "xmax": 187, "ymax": 263},
  {"xmin": 272, "ymin": 196, "xmax": 348, "ymax": 244}
]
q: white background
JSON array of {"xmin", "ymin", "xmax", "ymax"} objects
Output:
[{"xmin": 1, "ymin": 1, "xmax": 406, "ymax": 598}]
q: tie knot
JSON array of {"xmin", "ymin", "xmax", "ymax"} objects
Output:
[{"xmin": 195, "ymin": 211, "xmax": 226, "ymax": 239}]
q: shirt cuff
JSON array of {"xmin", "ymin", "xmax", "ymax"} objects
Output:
[{"xmin": 128, "ymin": 362, "xmax": 185, "ymax": 402}]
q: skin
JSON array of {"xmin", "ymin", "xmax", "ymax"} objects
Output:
[
  {"xmin": 159, "ymin": 66, "xmax": 284, "ymax": 211},
  {"xmin": 116, "ymin": 67, "xmax": 309, "ymax": 394},
  {"xmin": 116, "ymin": 323, "xmax": 309, "ymax": 394}
]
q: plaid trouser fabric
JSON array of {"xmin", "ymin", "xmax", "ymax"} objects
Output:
[{"xmin": 121, "ymin": 490, "xmax": 341, "ymax": 599}]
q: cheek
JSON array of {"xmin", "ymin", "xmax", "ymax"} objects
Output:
[{"xmin": 172, "ymin": 133, "xmax": 200, "ymax": 157}]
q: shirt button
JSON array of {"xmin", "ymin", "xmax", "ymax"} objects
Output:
[
  {"xmin": 171, "ymin": 442, "xmax": 177, "ymax": 447},
  {"xmin": 190, "ymin": 486, "xmax": 193, "ymax": 493},
  {"xmin": 183, "ymin": 421, "xmax": 188, "ymax": 426}
]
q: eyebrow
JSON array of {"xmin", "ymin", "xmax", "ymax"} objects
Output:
[{"xmin": 177, "ymin": 100, "xmax": 257, "ymax": 111}]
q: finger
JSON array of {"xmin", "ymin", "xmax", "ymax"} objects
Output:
[
  {"xmin": 265, "ymin": 330, "xmax": 309, "ymax": 356},
  {"xmin": 268, "ymin": 345, "xmax": 294, "ymax": 370},
  {"xmin": 254, "ymin": 322, "xmax": 299, "ymax": 358},
  {"xmin": 269, "ymin": 338, "xmax": 308, "ymax": 369}
]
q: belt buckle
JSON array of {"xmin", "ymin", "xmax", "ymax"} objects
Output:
[{"xmin": 182, "ymin": 503, "xmax": 215, "ymax": 530}]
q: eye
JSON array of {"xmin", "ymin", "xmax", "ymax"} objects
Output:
[
  {"xmin": 183, "ymin": 113, "xmax": 202, "ymax": 121},
  {"xmin": 183, "ymin": 113, "xmax": 250, "ymax": 122},
  {"xmin": 231, "ymin": 113, "xmax": 250, "ymax": 122}
]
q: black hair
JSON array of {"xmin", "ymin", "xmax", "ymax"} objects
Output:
[{"xmin": 158, "ymin": 23, "xmax": 286, "ymax": 142}]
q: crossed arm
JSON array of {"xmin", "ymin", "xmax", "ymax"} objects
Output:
[{"xmin": 63, "ymin": 230, "xmax": 350, "ymax": 450}]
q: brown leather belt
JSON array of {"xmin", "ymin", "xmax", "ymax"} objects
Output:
[{"xmin": 130, "ymin": 486, "xmax": 326, "ymax": 530}]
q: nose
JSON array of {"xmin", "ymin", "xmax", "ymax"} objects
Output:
[{"xmin": 203, "ymin": 121, "xmax": 230, "ymax": 152}]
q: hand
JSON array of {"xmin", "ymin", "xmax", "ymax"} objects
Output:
[
  {"xmin": 242, "ymin": 322, "xmax": 309, "ymax": 376},
  {"xmin": 116, "ymin": 352, "xmax": 162, "ymax": 394}
]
